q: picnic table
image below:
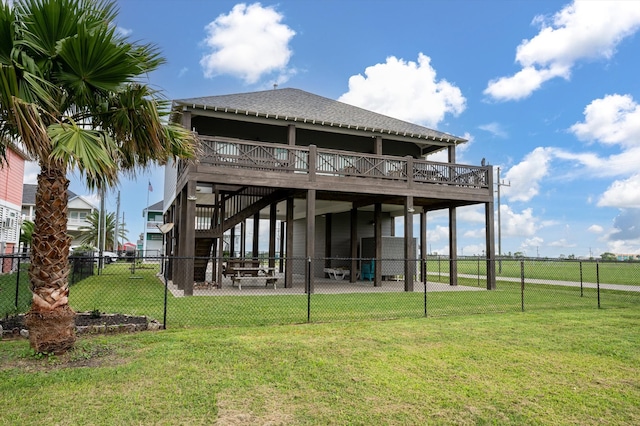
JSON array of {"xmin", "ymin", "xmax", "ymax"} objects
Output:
[{"xmin": 231, "ymin": 266, "xmax": 277, "ymax": 290}]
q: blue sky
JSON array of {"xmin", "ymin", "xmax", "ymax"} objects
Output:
[{"xmin": 22, "ymin": 0, "xmax": 640, "ymax": 258}]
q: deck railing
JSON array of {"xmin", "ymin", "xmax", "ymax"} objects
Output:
[{"xmin": 179, "ymin": 136, "xmax": 489, "ymax": 189}]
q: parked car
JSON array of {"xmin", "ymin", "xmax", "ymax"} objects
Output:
[
  {"xmin": 102, "ymin": 251, "xmax": 119, "ymax": 264},
  {"xmin": 70, "ymin": 246, "xmax": 119, "ymax": 264}
]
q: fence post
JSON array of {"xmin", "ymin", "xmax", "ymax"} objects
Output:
[
  {"xmin": 596, "ymin": 262, "xmax": 600, "ymax": 309},
  {"xmin": 477, "ymin": 255, "xmax": 480, "ymax": 287},
  {"xmin": 579, "ymin": 261, "xmax": 583, "ymax": 297},
  {"xmin": 423, "ymin": 258, "xmax": 427, "ymax": 317},
  {"xmin": 14, "ymin": 255, "xmax": 22, "ymax": 309},
  {"xmin": 520, "ymin": 261, "xmax": 525, "ymax": 312},
  {"xmin": 307, "ymin": 257, "xmax": 311, "ymax": 323},
  {"xmin": 163, "ymin": 255, "xmax": 169, "ymax": 329}
]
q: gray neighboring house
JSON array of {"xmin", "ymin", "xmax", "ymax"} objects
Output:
[
  {"xmin": 22, "ymin": 184, "xmax": 97, "ymax": 247},
  {"xmin": 165, "ymin": 88, "xmax": 496, "ymax": 295}
]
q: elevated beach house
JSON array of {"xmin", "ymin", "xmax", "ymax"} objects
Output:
[{"xmin": 165, "ymin": 88, "xmax": 495, "ymax": 295}]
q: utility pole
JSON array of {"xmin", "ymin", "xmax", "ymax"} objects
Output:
[
  {"xmin": 496, "ymin": 167, "xmax": 510, "ymax": 273},
  {"xmin": 99, "ymin": 188, "xmax": 106, "ymax": 271},
  {"xmin": 114, "ymin": 191, "xmax": 120, "ymax": 252}
]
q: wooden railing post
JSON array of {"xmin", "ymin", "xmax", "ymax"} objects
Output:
[
  {"xmin": 406, "ymin": 156, "xmax": 414, "ymax": 189},
  {"xmin": 308, "ymin": 145, "xmax": 317, "ymax": 182}
]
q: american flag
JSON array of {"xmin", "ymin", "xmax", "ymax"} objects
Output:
[{"xmin": 148, "ymin": 181, "xmax": 153, "ymax": 192}]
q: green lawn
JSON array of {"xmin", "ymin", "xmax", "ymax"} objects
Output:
[
  {"xmin": 428, "ymin": 258, "xmax": 640, "ymax": 286},
  {"xmin": 1, "ymin": 308, "xmax": 638, "ymax": 425},
  {"xmin": 3, "ymin": 261, "xmax": 637, "ymax": 327}
]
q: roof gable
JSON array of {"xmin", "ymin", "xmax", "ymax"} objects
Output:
[{"xmin": 174, "ymin": 88, "xmax": 465, "ymax": 144}]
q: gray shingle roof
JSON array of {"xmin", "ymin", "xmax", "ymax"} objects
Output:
[
  {"xmin": 147, "ymin": 201, "xmax": 163, "ymax": 211},
  {"xmin": 174, "ymin": 88, "xmax": 465, "ymax": 143},
  {"xmin": 22, "ymin": 184, "xmax": 77, "ymax": 205}
]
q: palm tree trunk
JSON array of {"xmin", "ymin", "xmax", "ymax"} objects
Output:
[{"xmin": 24, "ymin": 164, "xmax": 76, "ymax": 354}]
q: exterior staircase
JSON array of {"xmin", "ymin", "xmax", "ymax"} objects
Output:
[{"xmin": 193, "ymin": 187, "xmax": 290, "ymax": 282}]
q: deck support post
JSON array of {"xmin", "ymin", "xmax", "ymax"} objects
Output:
[
  {"xmin": 306, "ymin": 189, "xmax": 316, "ymax": 293},
  {"xmin": 404, "ymin": 196, "xmax": 415, "ymax": 291},
  {"xmin": 285, "ymin": 197, "xmax": 294, "ymax": 288},
  {"xmin": 485, "ymin": 165, "xmax": 496, "ymax": 290},
  {"xmin": 449, "ymin": 207, "xmax": 458, "ymax": 286},
  {"xmin": 350, "ymin": 206, "xmax": 358, "ymax": 283},
  {"xmin": 324, "ymin": 213, "xmax": 332, "ymax": 269},
  {"xmin": 279, "ymin": 221, "xmax": 285, "ymax": 273},
  {"xmin": 420, "ymin": 210, "xmax": 427, "ymax": 284},
  {"xmin": 374, "ymin": 203, "xmax": 382, "ymax": 287},
  {"xmin": 229, "ymin": 225, "xmax": 236, "ymax": 257},
  {"xmin": 216, "ymin": 188, "xmax": 225, "ymax": 286},
  {"xmin": 252, "ymin": 212, "xmax": 260, "ymax": 259},
  {"xmin": 269, "ymin": 203, "xmax": 277, "ymax": 269},
  {"xmin": 240, "ymin": 221, "xmax": 246, "ymax": 257}
]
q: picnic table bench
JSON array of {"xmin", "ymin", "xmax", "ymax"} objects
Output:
[{"xmin": 225, "ymin": 260, "xmax": 277, "ymax": 290}]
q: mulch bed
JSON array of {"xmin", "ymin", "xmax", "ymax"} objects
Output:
[{"xmin": 1, "ymin": 312, "xmax": 160, "ymax": 340}]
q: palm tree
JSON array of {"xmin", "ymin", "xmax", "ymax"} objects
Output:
[
  {"xmin": 79, "ymin": 210, "xmax": 128, "ymax": 251},
  {"xmin": 20, "ymin": 220, "xmax": 35, "ymax": 253},
  {"xmin": 0, "ymin": 0, "xmax": 196, "ymax": 353}
]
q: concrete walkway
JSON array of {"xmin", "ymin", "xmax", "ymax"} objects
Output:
[
  {"xmin": 164, "ymin": 275, "xmax": 484, "ymax": 297},
  {"xmin": 456, "ymin": 273, "xmax": 640, "ymax": 292}
]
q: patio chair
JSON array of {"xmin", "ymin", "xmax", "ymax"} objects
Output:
[{"xmin": 361, "ymin": 260, "xmax": 374, "ymax": 281}]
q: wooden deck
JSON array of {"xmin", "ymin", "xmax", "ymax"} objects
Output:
[{"xmin": 179, "ymin": 136, "xmax": 490, "ymax": 193}]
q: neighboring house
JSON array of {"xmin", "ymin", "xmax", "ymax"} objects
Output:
[
  {"xmin": 0, "ymin": 145, "xmax": 28, "ymax": 269},
  {"xmin": 166, "ymin": 88, "xmax": 496, "ymax": 295},
  {"xmin": 22, "ymin": 184, "xmax": 98, "ymax": 247},
  {"xmin": 142, "ymin": 200, "xmax": 164, "ymax": 256}
]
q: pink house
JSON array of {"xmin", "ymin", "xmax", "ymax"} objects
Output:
[{"xmin": 0, "ymin": 145, "xmax": 28, "ymax": 271}]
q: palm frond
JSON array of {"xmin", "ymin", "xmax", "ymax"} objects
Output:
[
  {"xmin": 47, "ymin": 120, "xmax": 119, "ymax": 189},
  {"xmin": 0, "ymin": 2, "xmax": 15, "ymax": 65}
]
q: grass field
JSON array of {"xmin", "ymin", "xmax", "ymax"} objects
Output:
[
  {"xmin": 1, "ymin": 308, "xmax": 638, "ymax": 425},
  {"xmin": 428, "ymin": 257, "xmax": 640, "ymax": 286}
]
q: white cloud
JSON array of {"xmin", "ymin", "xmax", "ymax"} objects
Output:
[
  {"xmin": 598, "ymin": 174, "xmax": 640, "ymax": 208},
  {"xmin": 478, "ymin": 122, "xmax": 508, "ymax": 138},
  {"xmin": 605, "ymin": 240, "xmax": 640, "ymax": 256},
  {"xmin": 607, "ymin": 209, "xmax": 640, "ymax": 245},
  {"xmin": 23, "ymin": 161, "xmax": 39, "ymax": 184},
  {"xmin": 588, "ymin": 224, "xmax": 604, "ymax": 233},
  {"xmin": 570, "ymin": 94, "xmax": 640, "ymax": 149},
  {"xmin": 463, "ymin": 228, "xmax": 486, "ymax": 239},
  {"xmin": 485, "ymin": 1, "xmax": 640, "ymax": 101},
  {"xmin": 485, "ymin": 65, "xmax": 568, "ymax": 101},
  {"xmin": 338, "ymin": 53, "xmax": 466, "ymax": 128},
  {"xmin": 116, "ymin": 27, "xmax": 133, "ymax": 37},
  {"xmin": 521, "ymin": 236, "xmax": 544, "ymax": 250},
  {"xmin": 178, "ymin": 67, "xmax": 188, "ymax": 78},
  {"xmin": 427, "ymin": 225, "xmax": 449, "ymax": 243},
  {"xmin": 200, "ymin": 3, "xmax": 296, "ymax": 84},
  {"xmin": 502, "ymin": 147, "xmax": 553, "ymax": 202},
  {"xmin": 458, "ymin": 205, "xmax": 485, "ymax": 223},
  {"xmin": 548, "ymin": 238, "xmax": 576, "ymax": 248},
  {"xmin": 501, "ymin": 205, "xmax": 539, "ymax": 237},
  {"xmin": 461, "ymin": 244, "xmax": 486, "ymax": 256}
]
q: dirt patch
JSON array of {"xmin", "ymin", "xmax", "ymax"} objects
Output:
[{"xmin": 0, "ymin": 340, "xmax": 128, "ymax": 372}]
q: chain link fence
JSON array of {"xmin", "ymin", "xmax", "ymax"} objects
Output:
[{"xmin": 1, "ymin": 254, "xmax": 638, "ymax": 329}]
